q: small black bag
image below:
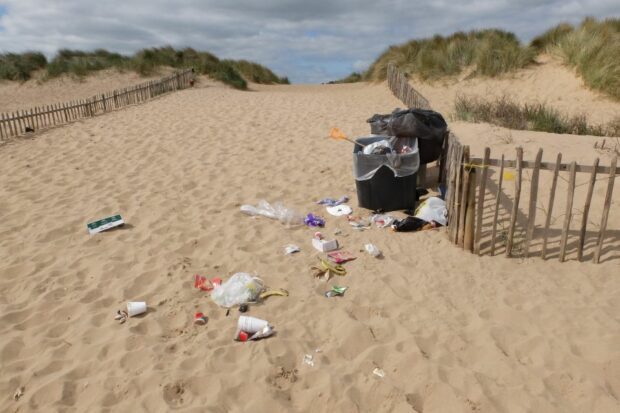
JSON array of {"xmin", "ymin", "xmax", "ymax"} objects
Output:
[{"xmin": 367, "ymin": 109, "xmax": 448, "ymax": 164}]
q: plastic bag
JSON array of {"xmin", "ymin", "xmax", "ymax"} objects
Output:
[
  {"xmin": 353, "ymin": 137, "xmax": 419, "ymax": 181},
  {"xmin": 414, "ymin": 197, "xmax": 447, "ymax": 226},
  {"xmin": 211, "ymin": 273, "xmax": 265, "ymax": 308},
  {"xmin": 240, "ymin": 200, "xmax": 305, "ymax": 225},
  {"xmin": 365, "ymin": 243, "xmax": 381, "ymax": 257},
  {"xmin": 370, "ymin": 214, "xmax": 395, "ymax": 228}
]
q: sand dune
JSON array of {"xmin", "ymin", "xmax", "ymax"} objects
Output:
[
  {"xmin": 1, "ymin": 79, "xmax": 619, "ymax": 412},
  {"xmin": 0, "ymin": 68, "xmax": 177, "ymax": 113},
  {"xmin": 411, "ymin": 55, "xmax": 620, "ymax": 127}
]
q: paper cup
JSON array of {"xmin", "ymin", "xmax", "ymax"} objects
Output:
[
  {"xmin": 237, "ymin": 316, "xmax": 269, "ymax": 334},
  {"xmin": 127, "ymin": 301, "xmax": 147, "ymax": 317}
]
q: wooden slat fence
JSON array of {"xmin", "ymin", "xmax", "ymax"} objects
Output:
[
  {"xmin": 0, "ymin": 69, "xmax": 194, "ymax": 141},
  {"xmin": 386, "ymin": 63, "xmax": 618, "ymax": 264}
]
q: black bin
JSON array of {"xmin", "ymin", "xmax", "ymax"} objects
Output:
[{"xmin": 353, "ymin": 136, "xmax": 418, "ymax": 212}]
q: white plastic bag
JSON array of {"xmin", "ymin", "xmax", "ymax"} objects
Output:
[
  {"xmin": 211, "ymin": 273, "xmax": 265, "ymax": 308},
  {"xmin": 240, "ymin": 200, "xmax": 304, "ymax": 225},
  {"xmin": 370, "ymin": 214, "xmax": 395, "ymax": 228},
  {"xmin": 365, "ymin": 243, "xmax": 381, "ymax": 257},
  {"xmin": 414, "ymin": 197, "xmax": 447, "ymax": 226}
]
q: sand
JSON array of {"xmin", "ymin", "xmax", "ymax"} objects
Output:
[{"xmin": 1, "ymin": 73, "xmax": 619, "ymax": 412}]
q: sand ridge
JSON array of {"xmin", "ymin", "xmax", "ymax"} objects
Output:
[{"xmin": 0, "ymin": 80, "xmax": 619, "ymax": 412}]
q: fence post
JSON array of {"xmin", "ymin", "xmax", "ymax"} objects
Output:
[
  {"xmin": 577, "ymin": 158, "xmax": 599, "ymax": 261},
  {"xmin": 474, "ymin": 147, "xmax": 490, "ymax": 255},
  {"xmin": 524, "ymin": 148, "xmax": 543, "ymax": 257},
  {"xmin": 559, "ymin": 161, "xmax": 577, "ymax": 262},
  {"xmin": 593, "ymin": 156, "xmax": 617, "ymax": 263},
  {"xmin": 464, "ymin": 168, "xmax": 477, "ymax": 252},
  {"xmin": 506, "ymin": 147, "xmax": 523, "ymax": 257},
  {"xmin": 457, "ymin": 146, "xmax": 470, "ymax": 247}
]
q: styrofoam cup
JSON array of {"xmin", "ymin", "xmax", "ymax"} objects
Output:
[
  {"xmin": 237, "ymin": 316, "xmax": 269, "ymax": 333},
  {"xmin": 127, "ymin": 301, "xmax": 147, "ymax": 317}
]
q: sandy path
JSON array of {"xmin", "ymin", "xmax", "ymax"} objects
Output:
[{"xmin": 0, "ymin": 82, "xmax": 619, "ymax": 412}]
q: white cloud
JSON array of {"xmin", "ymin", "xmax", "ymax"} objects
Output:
[{"xmin": 0, "ymin": 1, "xmax": 617, "ymax": 82}]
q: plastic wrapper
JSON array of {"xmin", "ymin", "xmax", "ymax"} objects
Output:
[
  {"xmin": 415, "ymin": 197, "xmax": 447, "ymax": 226},
  {"xmin": 211, "ymin": 273, "xmax": 265, "ymax": 308},
  {"xmin": 240, "ymin": 200, "xmax": 305, "ymax": 225},
  {"xmin": 353, "ymin": 137, "xmax": 419, "ymax": 181}
]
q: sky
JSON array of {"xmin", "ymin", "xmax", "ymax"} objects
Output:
[{"xmin": 0, "ymin": 1, "xmax": 618, "ymax": 83}]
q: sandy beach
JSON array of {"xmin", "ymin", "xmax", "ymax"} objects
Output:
[{"xmin": 1, "ymin": 71, "xmax": 619, "ymax": 412}]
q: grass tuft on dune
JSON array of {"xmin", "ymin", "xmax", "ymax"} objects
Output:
[
  {"xmin": 0, "ymin": 46, "xmax": 287, "ymax": 90},
  {"xmin": 530, "ymin": 18, "xmax": 620, "ymax": 100},
  {"xmin": 365, "ymin": 29, "xmax": 536, "ymax": 82},
  {"xmin": 355, "ymin": 18, "xmax": 619, "ymax": 100},
  {"xmin": 0, "ymin": 52, "xmax": 47, "ymax": 81},
  {"xmin": 454, "ymin": 95, "xmax": 620, "ymax": 137}
]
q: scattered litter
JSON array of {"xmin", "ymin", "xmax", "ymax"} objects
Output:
[
  {"xmin": 312, "ymin": 236, "xmax": 339, "ymax": 252},
  {"xmin": 333, "ymin": 228, "xmax": 343, "ymax": 235},
  {"xmin": 87, "ymin": 214, "xmax": 124, "ymax": 235},
  {"xmin": 326, "ymin": 204, "xmax": 353, "ymax": 216},
  {"xmin": 317, "ymin": 196, "xmax": 349, "ymax": 207},
  {"xmin": 392, "ymin": 217, "xmax": 438, "ymax": 232},
  {"xmin": 503, "ymin": 171, "xmax": 515, "ymax": 181},
  {"xmin": 373, "ymin": 368, "xmax": 386, "ymax": 378},
  {"xmin": 194, "ymin": 274, "xmax": 222, "ymax": 291},
  {"xmin": 127, "ymin": 301, "xmax": 147, "ymax": 317},
  {"xmin": 348, "ymin": 216, "xmax": 370, "ymax": 230},
  {"xmin": 235, "ymin": 316, "xmax": 275, "ymax": 341},
  {"xmin": 194, "ymin": 312, "xmax": 208, "ymax": 325},
  {"xmin": 240, "ymin": 200, "xmax": 304, "ymax": 225},
  {"xmin": 259, "ymin": 288, "xmax": 289, "ymax": 300},
  {"xmin": 363, "ymin": 139, "xmax": 393, "ymax": 155},
  {"xmin": 304, "ymin": 213, "xmax": 325, "ymax": 227},
  {"xmin": 315, "ymin": 348, "xmax": 322, "ymax": 353},
  {"xmin": 303, "ymin": 354, "xmax": 315, "ymax": 366},
  {"xmin": 311, "ymin": 258, "xmax": 346, "ymax": 281},
  {"xmin": 239, "ymin": 304, "xmax": 249, "ymax": 313},
  {"xmin": 114, "ymin": 310, "xmax": 128, "ymax": 324},
  {"xmin": 370, "ymin": 214, "xmax": 396, "ymax": 228},
  {"xmin": 327, "ymin": 250, "xmax": 356, "ymax": 264},
  {"xmin": 212, "ymin": 273, "xmax": 265, "ymax": 308},
  {"xmin": 13, "ymin": 386, "xmax": 24, "ymax": 401},
  {"xmin": 365, "ymin": 244, "xmax": 382, "ymax": 257},
  {"xmin": 325, "ymin": 285, "xmax": 348, "ymax": 297},
  {"xmin": 284, "ymin": 244, "xmax": 300, "ymax": 255},
  {"xmin": 414, "ymin": 197, "xmax": 447, "ymax": 226}
]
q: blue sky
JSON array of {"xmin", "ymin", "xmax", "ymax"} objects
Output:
[{"xmin": 0, "ymin": 1, "xmax": 618, "ymax": 83}]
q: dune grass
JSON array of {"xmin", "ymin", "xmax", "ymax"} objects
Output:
[
  {"xmin": 0, "ymin": 46, "xmax": 286, "ymax": 90},
  {"xmin": 530, "ymin": 18, "xmax": 620, "ymax": 100},
  {"xmin": 328, "ymin": 72, "xmax": 363, "ymax": 84},
  {"xmin": 46, "ymin": 49, "xmax": 130, "ymax": 78},
  {"xmin": 360, "ymin": 18, "xmax": 619, "ymax": 100},
  {"xmin": 365, "ymin": 29, "xmax": 536, "ymax": 82},
  {"xmin": 454, "ymin": 95, "xmax": 619, "ymax": 137},
  {"xmin": 0, "ymin": 52, "xmax": 47, "ymax": 81},
  {"xmin": 224, "ymin": 59, "xmax": 289, "ymax": 84}
]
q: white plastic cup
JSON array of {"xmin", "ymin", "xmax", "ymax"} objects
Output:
[
  {"xmin": 127, "ymin": 301, "xmax": 147, "ymax": 317},
  {"xmin": 237, "ymin": 316, "xmax": 269, "ymax": 333}
]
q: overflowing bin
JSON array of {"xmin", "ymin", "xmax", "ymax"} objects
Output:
[
  {"xmin": 367, "ymin": 109, "xmax": 447, "ymax": 164},
  {"xmin": 353, "ymin": 136, "xmax": 419, "ymax": 212}
]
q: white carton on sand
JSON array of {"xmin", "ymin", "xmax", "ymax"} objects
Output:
[{"xmin": 312, "ymin": 238, "xmax": 339, "ymax": 252}]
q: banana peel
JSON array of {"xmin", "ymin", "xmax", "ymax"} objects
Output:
[{"xmin": 259, "ymin": 288, "xmax": 289, "ymax": 300}]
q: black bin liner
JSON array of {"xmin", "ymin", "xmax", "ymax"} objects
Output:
[{"xmin": 367, "ymin": 109, "xmax": 447, "ymax": 164}]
